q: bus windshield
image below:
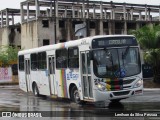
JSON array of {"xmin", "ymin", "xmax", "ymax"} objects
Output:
[{"xmin": 93, "ymin": 47, "xmax": 141, "ymax": 78}]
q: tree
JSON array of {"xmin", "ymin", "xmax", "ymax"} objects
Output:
[
  {"xmin": 130, "ymin": 24, "xmax": 160, "ymax": 82},
  {"xmin": 0, "ymin": 46, "xmax": 19, "ymax": 67}
]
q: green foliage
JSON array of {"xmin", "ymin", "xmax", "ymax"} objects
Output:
[
  {"xmin": 130, "ymin": 24, "xmax": 160, "ymax": 50},
  {"xmin": 130, "ymin": 24, "xmax": 160, "ymax": 82},
  {"xmin": 0, "ymin": 46, "xmax": 19, "ymax": 67}
]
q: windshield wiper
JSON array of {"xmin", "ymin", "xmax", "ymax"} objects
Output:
[
  {"xmin": 104, "ymin": 49, "xmax": 115, "ymax": 76},
  {"xmin": 122, "ymin": 46, "xmax": 130, "ymax": 59}
]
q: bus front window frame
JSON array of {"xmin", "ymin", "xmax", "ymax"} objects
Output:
[{"xmin": 92, "ymin": 47, "xmax": 141, "ymax": 78}]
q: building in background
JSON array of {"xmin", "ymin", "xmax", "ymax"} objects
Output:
[{"xmin": 0, "ymin": 8, "xmax": 21, "ymax": 48}]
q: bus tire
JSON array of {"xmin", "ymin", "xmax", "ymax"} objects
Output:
[
  {"xmin": 71, "ymin": 86, "xmax": 82, "ymax": 104},
  {"xmin": 33, "ymin": 84, "xmax": 39, "ymax": 97}
]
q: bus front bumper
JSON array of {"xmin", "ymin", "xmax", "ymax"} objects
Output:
[{"xmin": 93, "ymin": 86, "xmax": 143, "ymax": 102}]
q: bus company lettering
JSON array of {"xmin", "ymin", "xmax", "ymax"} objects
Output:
[
  {"xmin": 94, "ymin": 78, "xmax": 104, "ymax": 83},
  {"xmin": 109, "ymin": 39, "xmax": 126, "ymax": 45},
  {"xmin": 67, "ymin": 71, "xmax": 79, "ymax": 80}
]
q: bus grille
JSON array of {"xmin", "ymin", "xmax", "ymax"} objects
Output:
[
  {"xmin": 123, "ymin": 79, "xmax": 135, "ymax": 85},
  {"xmin": 113, "ymin": 91, "xmax": 130, "ymax": 96},
  {"xmin": 123, "ymin": 86, "xmax": 131, "ymax": 89}
]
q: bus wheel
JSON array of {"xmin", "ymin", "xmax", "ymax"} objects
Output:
[
  {"xmin": 71, "ymin": 86, "xmax": 81, "ymax": 104},
  {"xmin": 33, "ymin": 84, "xmax": 39, "ymax": 97}
]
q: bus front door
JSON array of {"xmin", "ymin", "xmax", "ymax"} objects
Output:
[
  {"xmin": 48, "ymin": 56, "xmax": 56, "ymax": 95},
  {"xmin": 81, "ymin": 52, "xmax": 93, "ymax": 100},
  {"xmin": 25, "ymin": 59, "xmax": 31, "ymax": 92}
]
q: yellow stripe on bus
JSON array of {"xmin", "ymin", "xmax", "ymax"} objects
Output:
[
  {"xmin": 106, "ymin": 84, "xmax": 111, "ymax": 91},
  {"xmin": 60, "ymin": 70, "xmax": 64, "ymax": 97}
]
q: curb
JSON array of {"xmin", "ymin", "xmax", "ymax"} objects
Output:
[
  {"xmin": 0, "ymin": 82, "xmax": 18, "ymax": 86},
  {"xmin": 144, "ymin": 88, "xmax": 160, "ymax": 91}
]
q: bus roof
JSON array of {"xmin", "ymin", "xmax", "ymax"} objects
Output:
[{"xmin": 18, "ymin": 35, "xmax": 135, "ymax": 55}]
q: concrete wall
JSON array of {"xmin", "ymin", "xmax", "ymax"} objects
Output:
[
  {"xmin": 0, "ymin": 29, "xmax": 2, "ymax": 45},
  {"xmin": 0, "ymin": 26, "xmax": 21, "ymax": 47},
  {"xmin": 21, "ymin": 18, "xmax": 57, "ymax": 49},
  {"xmin": 20, "ymin": 18, "xmax": 155, "ymax": 49},
  {"xmin": 37, "ymin": 18, "xmax": 55, "ymax": 46},
  {"xmin": 90, "ymin": 29, "xmax": 96, "ymax": 36},
  {"xmin": 21, "ymin": 20, "xmax": 38, "ymax": 49},
  {"xmin": 14, "ymin": 29, "xmax": 21, "ymax": 47},
  {"xmin": 1, "ymin": 28, "xmax": 9, "ymax": 46}
]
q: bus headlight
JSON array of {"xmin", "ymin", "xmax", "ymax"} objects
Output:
[
  {"xmin": 96, "ymin": 83, "xmax": 106, "ymax": 91},
  {"xmin": 134, "ymin": 80, "xmax": 143, "ymax": 88}
]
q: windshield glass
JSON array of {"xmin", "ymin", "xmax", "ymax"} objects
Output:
[{"xmin": 93, "ymin": 47, "xmax": 141, "ymax": 78}]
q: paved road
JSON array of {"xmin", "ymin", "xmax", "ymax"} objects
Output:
[{"xmin": 0, "ymin": 85, "xmax": 160, "ymax": 120}]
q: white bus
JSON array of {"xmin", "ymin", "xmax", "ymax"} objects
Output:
[{"xmin": 18, "ymin": 35, "xmax": 143, "ymax": 104}]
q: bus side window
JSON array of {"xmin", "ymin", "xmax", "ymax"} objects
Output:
[
  {"xmin": 38, "ymin": 52, "xmax": 47, "ymax": 70},
  {"xmin": 19, "ymin": 55, "xmax": 24, "ymax": 71},
  {"xmin": 31, "ymin": 53, "xmax": 38, "ymax": 70},
  {"xmin": 56, "ymin": 49, "xmax": 68, "ymax": 68},
  {"xmin": 68, "ymin": 47, "xmax": 79, "ymax": 68},
  {"xmin": 87, "ymin": 53, "xmax": 91, "ymax": 74}
]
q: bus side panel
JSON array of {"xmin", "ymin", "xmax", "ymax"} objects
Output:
[
  {"xmin": 30, "ymin": 71, "xmax": 39, "ymax": 93},
  {"xmin": 38, "ymin": 70, "xmax": 50, "ymax": 96},
  {"xmin": 55, "ymin": 69, "xmax": 82, "ymax": 99},
  {"xmin": 19, "ymin": 71, "xmax": 27, "ymax": 92},
  {"xmin": 30, "ymin": 70, "xmax": 50, "ymax": 96},
  {"xmin": 55, "ymin": 69, "xmax": 68, "ymax": 98},
  {"xmin": 65, "ymin": 69, "xmax": 82, "ymax": 99}
]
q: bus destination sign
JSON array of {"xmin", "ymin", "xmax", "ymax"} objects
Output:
[
  {"xmin": 92, "ymin": 37, "xmax": 138, "ymax": 48},
  {"xmin": 108, "ymin": 39, "xmax": 127, "ymax": 45}
]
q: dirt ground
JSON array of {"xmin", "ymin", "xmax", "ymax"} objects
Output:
[{"xmin": 143, "ymin": 78, "xmax": 160, "ymax": 88}]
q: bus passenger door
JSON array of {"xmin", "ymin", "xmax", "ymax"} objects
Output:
[
  {"xmin": 81, "ymin": 51, "xmax": 93, "ymax": 99},
  {"xmin": 48, "ymin": 56, "xmax": 56, "ymax": 95},
  {"xmin": 25, "ymin": 59, "xmax": 31, "ymax": 92}
]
